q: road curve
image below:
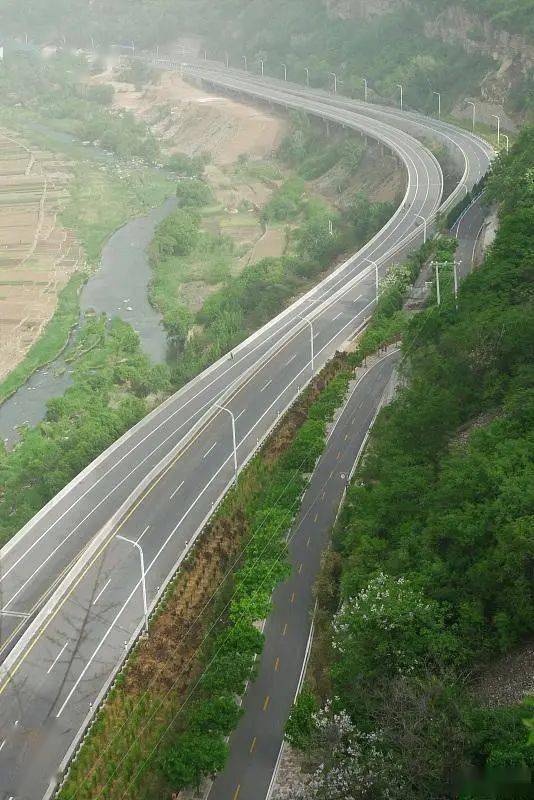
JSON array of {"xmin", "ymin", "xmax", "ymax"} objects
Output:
[{"xmin": 0, "ymin": 68, "xmax": 492, "ymax": 800}]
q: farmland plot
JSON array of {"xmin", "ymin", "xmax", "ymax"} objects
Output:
[{"xmin": 0, "ymin": 130, "xmax": 82, "ymax": 383}]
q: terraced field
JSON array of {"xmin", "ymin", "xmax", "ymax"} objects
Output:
[{"xmin": 0, "ymin": 130, "xmax": 83, "ymax": 382}]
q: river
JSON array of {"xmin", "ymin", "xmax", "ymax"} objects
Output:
[{"xmin": 0, "ymin": 197, "xmax": 176, "ymax": 449}]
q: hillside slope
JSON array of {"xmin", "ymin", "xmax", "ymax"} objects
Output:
[
  {"xmin": 1, "ymin": 0, "xmax": 532, "ymax": 121},
  {"xmin": 285, "ymin": 125, "xmax": 534, "ymax": 799}
]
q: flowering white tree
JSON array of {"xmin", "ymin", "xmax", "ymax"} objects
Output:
[{"xmin": 278, "ymin": 700, "xmax": 406, "ymax": 800}]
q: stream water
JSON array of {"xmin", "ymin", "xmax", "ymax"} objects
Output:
[{"xmin": 0, "ymin": 197, "xmax": 176, "ymax": 449}]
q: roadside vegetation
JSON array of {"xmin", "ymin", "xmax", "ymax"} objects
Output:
[{"xmin": 285, "ymin": 126, "xmax": 534, "ymax": 799}]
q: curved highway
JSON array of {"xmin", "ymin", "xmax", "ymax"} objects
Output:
[{"xmin": 0, "ymin": 65, "xmax": 493, "ymax": 800}]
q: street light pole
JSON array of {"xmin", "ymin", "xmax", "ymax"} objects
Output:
[
  {"xmin": 329, "ymin": 72, "xmax": 337, "ymax": 94},
  {"xmin": 365, "ymin": 259, "xmax": 380, "ymax": 301},
  {"xmin": 501, "ymin": 132, "xmax": 509, "ymax": 154},
  {"xmin": 415, "ymin": 214, "xmax": 427, "ymax": 243},
  {"xmin": 281, "ymin": 63, "xmax": 287, "ymax": 81},
  {"xmin": 296, "ymin": 314, "xmax": 314, "ymax": 373},
  {"xmin": 225, "ymin": 52, "xmax": 229, "ymax": 69},
  {"xmin": 117, "ymin": 536, "xmax": 148, "ymax": 634},
  {"xmin": 433, "ymin": 91, "xmax": 441, "ymax": 119},
  {"xmin": 260, "ymin": 58, "xmax": 265, "ymax": 76},
  {"xmin": 214, "ymin": 404, "xmax": 238, "ymax": 484},
  {"xmin": 397, "ymin": 84, "xmax": 403, "ymax": 111},
  {"xmin": 363, "ymin": 78, "xmax": 368, "ymax": 102},
  {"xmin": 242, "ymin": 55, "xmax": 248, "ymax": 71},
  {"xmin": 465, "ymin": 100, "xmax": 476, "ymax": 131},
  {"xmin": 305, "ymin": 67, "xmax": 310, "ymax": 87},
  {"xmin": 491, "ymin": 114, "xmax": 501, "ymax": 146}
]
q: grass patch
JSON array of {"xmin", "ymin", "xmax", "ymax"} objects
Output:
[
  {"xmin": 0, "ymin": 272, "xmax": 85, "ymax": 404},
  {"xmin": 61, "ymin": 162, "xmax": 175, "ymax": 266}
]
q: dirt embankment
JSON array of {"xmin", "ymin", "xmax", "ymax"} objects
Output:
[
  {"xmin": 95, "ymin": 69, "xmax": 286, "ymax": 166},
  {"xmin": 0, "ymin": 132, "xmax": 82, "ymax": 382}
]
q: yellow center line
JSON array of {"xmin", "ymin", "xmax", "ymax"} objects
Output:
[
  {"xmin": 233, "ymin": 785, "xmax": 241, "ymax": 800},
  {"xmin": 249, "ymin": 737, "xmax": 257, "ymax": 753},
  {"xmin": 290, "ymin": 591, "xmax": 296, "ymax": 604},
  {"xmin": 306, "ymin": 536, "xmax": 311, "ymax": 548},
  {"xmin": 314, "ymin": 512, "xmax": 318, "ymax": 523},
  {"xmin": 282, "ymin": 623, "xmax": 288, "ymax": 636},
  {"xmin": 263, "ymin": 695, "xmax": 270, "ymax": 711},
  {"xmin": 298, "ymin": 563, "xmax": 303, "ymax": 575},
  {"xmin": 274, "ymin": 656, "xmax": 280, "ymax": 672}
]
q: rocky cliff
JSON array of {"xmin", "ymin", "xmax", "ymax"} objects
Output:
[{"xmin": 325, "ymin": 0, "xmax": 533, "ymax": 109}]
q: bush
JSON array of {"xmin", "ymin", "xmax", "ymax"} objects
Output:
[
  {"xmin": 285, "ymin": 689, "xmax": 319, "ymax": 749},
  {"xmin": 176, "ymin": 178, "xmax": 213, "ymax": 207},
  {"xmin": 167, "ymin": 152, "xmax": 207, "ymax": 178}
]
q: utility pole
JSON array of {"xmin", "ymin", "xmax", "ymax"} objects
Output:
[
  {"xmin": 465, "ymin": 100, "xmax": 476, "ymax": 131},
  {"xmin": 397, "ymin": 83, "xmax": 403, "ymax": 111},
  {"xmin": 296, "ymin": 314, "xmax": 314, "ymax": 373},
  {"xmin": 434, "ymin": 261, "xmax": 441, "ymax": 306},
  {"xmin": 329, "ymin": 72, "xmax": 338, "ymax": 94},
  {"xmin": 117, "ymin": 536, "xmax": 148, "ymax": 634},
  {"xmin": 281, "ymin": 63, "xmax": 287, "ymax": 81},
  {"xmin": 433, "ymin": 91, "xmax": 441, "ymax": 119},
  {"xmin": 491, "ymin": 114, "xmax": 501, "ymax": 146},
  {"xmin": 363, "ymin": 77, "xmax": 368, "ymax": 102},
  {"xmin": 415, "ymin": 214, "xmax": 427, "ymax": 243},
  {"xmin": 453, "ymin": 260, "xmax": 461, "ymax": 311},
  {"xmin": 214, "ymin": 404, "xmax": 238, "ymax": 485}
]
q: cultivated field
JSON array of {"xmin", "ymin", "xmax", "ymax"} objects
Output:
[{"xmin": 0, "ymin": 130, "xmax": 83, "ymax": 382}]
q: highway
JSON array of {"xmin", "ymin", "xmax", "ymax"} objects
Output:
[{"xmin": 0, "ymin": 66, "xmax": 492, "ymax": 800}]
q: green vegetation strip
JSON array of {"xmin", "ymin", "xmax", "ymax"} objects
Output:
[
  {"xmin": 286, "ymin": 126, "xmax": 534, "ymax": 799},
  {"xmin": 0, "ymin": 272, "xmax": 84, "ymax": 405}
]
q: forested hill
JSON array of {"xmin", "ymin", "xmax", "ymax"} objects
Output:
[
  {"xmin": 286, "ymin": 125, "xmax": 534, "ymax": 799},
  {"xmin": 1, "ymin": 0, "xmax": 532, "ymax": 119}
]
